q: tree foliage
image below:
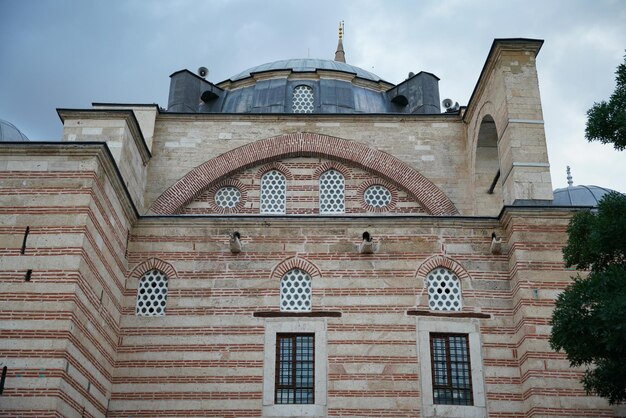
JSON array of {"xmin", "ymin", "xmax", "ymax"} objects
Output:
[
  {"xmin": 550, "ymin": 192, "xmax": 626, "ymax": 404},
  {"xmin": 585, "ymin": 54, "xmax": 626, "ymax": 150}
]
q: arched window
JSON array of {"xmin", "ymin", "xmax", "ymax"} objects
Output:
[
  {"xmin": 292, "ymin": 85, "xmax": 314, "ymax": 113},
  {"xmin": 136, "ymin": 269, "xmax": 168, "ymax": 316},
  {"xmin": 261, "ymin": 170, "xmax": 286, "ymax": 214},
  {"xmin": 426, "ymin": 267, "xmax": 461, "ymax": 311},
  {"xmin": 319, "ymin": 169, "xmax": 345, "ymax": 213},
  {"xmin": 280, "ymin": 269, "xmax": 312, "ymax": 311}
]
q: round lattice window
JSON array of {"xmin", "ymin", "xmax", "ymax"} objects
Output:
[
  {"xmin": 364, "ymin": 185, "xmax": 392, "ymax": 208},
  {"xmin": 261, "ymin": 170, "xmax": 286, "ymax": 214},
  {"xmin": 292, "ymin": 85, "xmax": 314, "ymax": 113},
  {"xmin": 215, "ymin": 186, "xmax": 241, "ymax": 208},
  {"xmin": 319, "ymin": 169, "xmax": 345, "ymax": 213},
  {"xmin": 280, "ymin": 269, "xmax": 312, "ymax": 311},
  {"xmin": 426, "ymin": 268, "xmax": 461, "ymax": 311},
  {"xmin": 136, "ymin": 269, "xmax": 168, "ymax": 316}
]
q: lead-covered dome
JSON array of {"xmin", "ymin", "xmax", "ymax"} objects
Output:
[
  {"xmin": 0, "ymin": 119, "xmax": 29, "ymax": 142},
  {"xmin": 228, "ymin": 58, "xmax": 383, "ymax": 82},
  {"xmin": 553, "ymin": 185, "xmax": 617, "ymax": 206}
]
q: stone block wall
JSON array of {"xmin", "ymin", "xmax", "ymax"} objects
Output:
[{"xmin": 0, "ymin": 145, "xmax": 133, "ymax": 417}]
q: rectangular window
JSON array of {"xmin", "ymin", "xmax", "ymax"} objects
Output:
[
  {"xmin": 275, "ymin": 333, "xmax": 315, "ymax": 404},
  {"xmin": 430, "ymin": 333, "xmax": 473, "ymax": 406}
]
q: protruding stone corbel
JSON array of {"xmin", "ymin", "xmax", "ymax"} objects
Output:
[
  {"xmin": 359, "ymin": 231, "xmax": 376, "ymax": 254},
  {"xmin": 230, "ymin": 231, "xmax": 242, "ymax": 254},
  {"xmin": 490, "ymin": 232, "xmax": 502, "ymax": 255}
]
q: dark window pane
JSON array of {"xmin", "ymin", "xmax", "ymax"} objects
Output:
[
  {"xmin": 275, "ymin": 333, "xmax": 315, "ymax": 404},
  {"xmin": 430, "ymin": 333, "xmax": 473, "ymax": 406}
]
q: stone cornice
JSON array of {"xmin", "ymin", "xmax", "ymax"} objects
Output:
[
  {"xmin": 154, "ymin": 111, "xmax": 462, "ymax": 124},
  {"xmin": 0, "ymin": 141, "xmax": 139, "ymax": 222},
  {"xmin": 57, "ymin": 108, "xmax": 152, "ymax": 164}
]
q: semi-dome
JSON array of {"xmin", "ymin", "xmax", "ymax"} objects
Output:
[
  {"xmin": 0, "ymin": 118, "xmax": 29, "ymax": 142},
  {"xmin": 553, "ymin": 185, "xmax": 617, "ymax": 206},
  {"xmin": 228, "ymin": 58, "xmax": 383, "ymax": 82}
]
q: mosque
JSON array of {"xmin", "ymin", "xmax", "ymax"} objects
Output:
[{"xmin": 0, "ymin": 28, "xmax": 621, "ymax": 417}]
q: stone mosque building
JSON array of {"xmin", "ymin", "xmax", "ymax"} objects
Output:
[{"xmin": 0, "ymin": 33, "xmax": 621, "ymax": 417}]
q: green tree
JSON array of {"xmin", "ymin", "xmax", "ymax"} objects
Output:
[
  {"xmin": 585, "ymin": 54, "xmax": 626, "ymax": 150},
  {"xmin": 550, "ymin": 191, "xmax": 626, "ymax": 404}
]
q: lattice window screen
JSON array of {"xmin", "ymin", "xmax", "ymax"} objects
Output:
[
  {"xmin": 319, "ymin": 170, "xmax": 345, "ymax": 213},
  {"xmin": 280, "ymin": 269, "xmax": 312, "ymax": 311},
  {"xmin": 136, "ymin": 269, "xmax": 168, "ymax": 316},
  {"xmin": 215, "ymin": 186, "xmax": 241, "ymax": 208},
  {"xmin": 292, "ymin": 85, "xmax": 314, "ymax": 113},
  {"xmin": 261, "ymin": 170, "xmax": 286, "ymax": 214},
  {"xmin": 364, "ymin": 185, "xmax": 392, "ymax": 207},
  {"xmin": 426, "ymin": 268, "xmax": 462, "ymax": 311}
]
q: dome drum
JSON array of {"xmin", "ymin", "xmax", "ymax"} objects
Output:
[{"xmin": 167, "ymin": 59, "xmax": 441, "ymax": 114}]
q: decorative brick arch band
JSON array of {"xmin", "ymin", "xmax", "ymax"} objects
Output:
[
  {"xmin": 416, "ymin": 254, "xmax": 471, "ymax": 283},
  {"xmin": 271, "ymin": 257, "xmax": 321, "ymax": 281},
  {"xmin": 415, "ymin": 255, "xmax": 473, "ymax": 309},
  {"xmin": 128, "ymin": 257, "xmax": 178, "ymax": 282},
  {"xmin": 150, "ymin": 133, "xmax": 459, "ymax": 215}
]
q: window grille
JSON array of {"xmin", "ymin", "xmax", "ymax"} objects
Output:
[
  {"xmin": 364, "ymin": 185, "xmax": 392, "ymax": 207},
  {"xmin": 275, "ymin": 333, "xmax": 315, "ymax": 404},
  {"xmin": 430, "ymin": 333, "xmax": 473, "ymax": 405},
  {"xmin": 426, "ymin": 268, "xmax": 462, "ymax": 311},
  {"xmin": 215, "ymin": 186, "xmax": 241, "ymax": 208},
  {"xmin": 319, "ymin": 169, "xmax": 345, "ymax": 213},
  {"xmin": 136, "ymin": 269, "xmax": 168, "ymax": 316},
  {"xmin": 280, "ymin": 269, "xmax": 312, "ymax": 311},
  {"xmin": 261, "ymin": 170, "xmax": 286, "ymax": 214},
  {"xmin": 292, "ymin": 85, "xmax": 314, "ymax": 113}
]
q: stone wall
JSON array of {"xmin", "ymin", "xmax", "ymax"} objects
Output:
[{"xmin": 0, "ymin": 144, "xmax": 133, "ymax": 417}]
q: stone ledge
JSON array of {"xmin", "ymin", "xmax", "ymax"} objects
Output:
[
  {"xmin": 407, "ymin": 309, "xmax": 491, "ymax": 319},
  {"xmin": 253, "ymin": 311, "xmax": 342, "ymax": 318}
]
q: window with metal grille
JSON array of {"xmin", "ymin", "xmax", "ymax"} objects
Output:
[
  {"xmin": 136, "ymin": 269, "xmax": 168, "ymax": 316},
  {"xmin": 426, "ymin": 267, "xmax": 462, "ymax": 311},
  {"xmin": 319, "ymin": 169, "xmax": 345, "ymax": 213},
  {"xmin": 261, "ymin": 170, "xmax": 286, "ymax": 214},
  {"xmin": 280, "ymin": 269, "xmax": 312, "ymax": 311},
  {"xmin": 430, "ymin": 333, "xmax": 473, "ymax": 405},
  {"xmin": 275, "ymin": 333, "xmax": 315, "ymax": 404},
  {"xmin": 292, "ymin": 85, "xmax": 314, "ymax": 113}
]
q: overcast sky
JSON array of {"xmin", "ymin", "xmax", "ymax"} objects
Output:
[{"xmin": 1, "ymin": 0, "xmax": 625, "ymax": 192}]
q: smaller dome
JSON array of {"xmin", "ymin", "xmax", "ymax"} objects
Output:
[
  {"xmin": 553, "ymin": 185, "xmax": 617, "ymax": 207},
  {"xmin": 0, "ymin": 119, "xmax": 29, "ymax": 142}
]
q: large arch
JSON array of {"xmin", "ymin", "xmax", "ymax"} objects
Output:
[{"xmin": 150, "ymin": 132, "xmax": 459, "ymax": 215}]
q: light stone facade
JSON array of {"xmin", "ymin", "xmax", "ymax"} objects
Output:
[{"xmin": 0, "ymin": 39, "xmax": 620, "ymax": 417}]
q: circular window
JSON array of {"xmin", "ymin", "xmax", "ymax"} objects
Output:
[
  {"xmin": 215, "ymin": 186, "xmax": 241, "ymax": 208},
  {"xmin": 364, "ymin": 185, "xmax": 392, "ymax": 208}
]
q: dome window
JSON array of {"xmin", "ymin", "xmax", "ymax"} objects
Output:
[{"xmin": 292, "ymin": 85, "xmax": 314, "ymax": 113}]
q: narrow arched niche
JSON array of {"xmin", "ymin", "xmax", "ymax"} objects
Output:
[{"xmin": 474, "ymin": 115, "xmax": 503, "ymax": 216}]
